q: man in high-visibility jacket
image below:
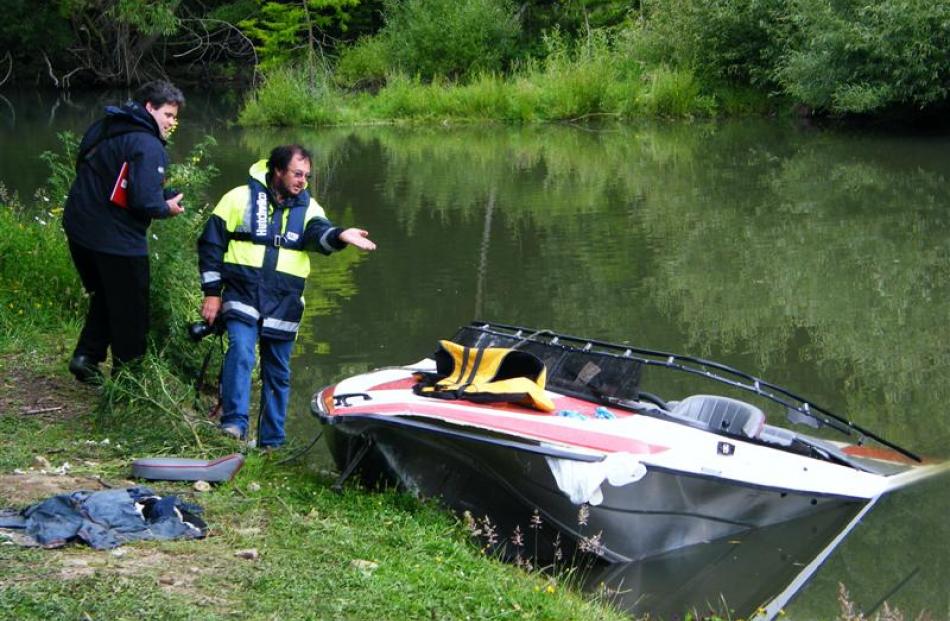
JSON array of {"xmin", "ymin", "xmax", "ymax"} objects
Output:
[{"xmin": 197, "ymin": 144, "xmax": 376, "ymax": 447}]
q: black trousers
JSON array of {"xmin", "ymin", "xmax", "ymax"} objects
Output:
[{"xmin": 69, "ymin": 241, "xmax": 150, "ymax": 366}]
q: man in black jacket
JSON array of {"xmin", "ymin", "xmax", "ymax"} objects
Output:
[{"xmin": 63, "ymin": 81, "xmax": 186, "ymax": 383}]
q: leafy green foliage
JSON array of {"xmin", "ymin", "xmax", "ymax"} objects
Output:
[
  {"xmin": 379, "ymin": 0, "xmax": 521, "ymax": 80},
  {"xmin": 239, "ymin": 0, "xmax": 361, "ymax": 69},
  {"xmin": 519, "ymin": 0, "xmax": 635, "ymax": 43},
  {"xmin": 39, "ymin": 131, "xmax": 81, "ymax": 206},
  {"xmin": 0, "ymin": 132, "xmax": 84, "ymax": 344},
  {"xmin": 777, "ymin": 0, "xmax": 950, "ymax": 113},
  {"xmin": 206, "ymin": 0, "xmax": 260, "ymax": 23},
  {"xmin": 334, "ymin": 35, "xmax": 390, "ymax": 88},
  {"xmin": 239, "ymin": 64, "xmax": 344, "ymax": 125},
  {"xmin": 0, "ymin": 1, "xmax": 74, "ymax": 68},
  {"xmin": 635, "ymin": 0, "xmax": 950, "ymax": 114},
  {"xmin": 636, "ymin": 0, "xmax": 788, "ymax": 87},
  {"xmin": 0, "ymin": 195, "xmax": 84, "ymax": 343},
  {"xmin": 637, "ymin": 66, "xmax": 715, "ymax": 117},
  {"xmin": 149, "ymin": 135, "xmax": 220, "ymax": 377},
  {"xmin": 244, "ymin": 26, "xmax": 723, "ymax": 124},
  {"xmin": 108, "ymin": 0, "xmax": 181, "ymax": 35}
]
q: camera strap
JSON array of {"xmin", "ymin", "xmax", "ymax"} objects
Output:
[{"xmin": 194, "ymin": 334, "xmax": 225, "ymax": 418}]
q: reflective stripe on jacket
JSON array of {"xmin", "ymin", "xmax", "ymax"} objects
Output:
[{"xmin": 197, "ymin": 160, "xmax": 346, "ymax": 340}]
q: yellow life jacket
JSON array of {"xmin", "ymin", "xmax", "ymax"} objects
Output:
[{"xmin": 413, "ymin": 340, "xmax": 555, "ymax": 412}]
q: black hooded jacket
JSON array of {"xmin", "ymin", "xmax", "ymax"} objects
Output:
[{"xmin": 63, "ymin": 102, "xmax": 172, "ymax": 256}]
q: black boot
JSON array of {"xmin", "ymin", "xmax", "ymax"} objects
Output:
[{"xmin": 69, "ymin": 355, "xmax": 103, "ymax": 385}]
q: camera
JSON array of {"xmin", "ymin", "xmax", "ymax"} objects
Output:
[
  {"xmin": 164, "ymin": 186, "xmax": 184, "ymax": 208},
  {"xmin": 188, "ymin": 320, "xmax": 224, "ymax": 342}
]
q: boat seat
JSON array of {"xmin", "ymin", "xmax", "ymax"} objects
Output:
[
  {"xmin": 758, "ymin": 424, "xmax": 796, "ymax": 446},
  {"xmin": 667, "ymin": 395, "xmax": 766, "ymax": 439}
]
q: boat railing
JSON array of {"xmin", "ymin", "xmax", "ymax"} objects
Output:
[{"xmin": 463, "ymin": 321, "xmax": 920, "ymax": 462}]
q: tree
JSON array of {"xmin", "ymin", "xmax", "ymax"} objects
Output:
[
  {"xmin": 57, "ymin": 0, "xmax": 182, "ymax": 85},
  {"xmin": 238, "ymin": 0, "xmax": 362, "ymax": 70}
]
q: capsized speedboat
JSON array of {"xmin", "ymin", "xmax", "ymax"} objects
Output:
[{"xmin": 311, "ymin": 321, "xmax": 947, "ymax": 563}]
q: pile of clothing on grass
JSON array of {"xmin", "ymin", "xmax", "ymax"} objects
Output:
[{"xmin": 0, "ymin": 486, "xmax": 206, "ymax": 549}]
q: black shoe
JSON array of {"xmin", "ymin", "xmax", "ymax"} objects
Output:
[{"xmin": 69, "ymin": 355, "xmax": 103, "ymax": 385}]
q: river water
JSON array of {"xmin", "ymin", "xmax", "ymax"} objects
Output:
[{"xmin": 2, "ymin": 89, "xmax": 948, "ymax": 619}]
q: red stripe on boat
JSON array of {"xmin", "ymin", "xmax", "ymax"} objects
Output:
[
  {"xmin": 334, "ymin": 401, "xmax": 666, "ymax": 455},
  {"xmin": 370, "ymin": 377, "xmax": 417, "ymax": 391},
  {"xmin": 841, "ymin": 445, "xmax": 918, "ymax": 464}
]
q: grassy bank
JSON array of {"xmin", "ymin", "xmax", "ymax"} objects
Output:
[
  {"xmin": 239, "ymin": 32, "xmax": 772, "ymax": 127},
  {"xmin": 0, "ymin": 145, "xmax": 625, "ymax": 620}
]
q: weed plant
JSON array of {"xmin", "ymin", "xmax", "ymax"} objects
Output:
[
  {"xmin": 241, "ymin": 0, "xmax": 949, "ymax": 123},
  {"xmin": 239, "ymin": 64, "xmax": 345, "ymax": 126},
  {"xmin": 0, "ymin": 186, "xmax": 84, "ymax": 350}
]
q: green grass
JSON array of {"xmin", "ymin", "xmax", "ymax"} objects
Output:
[
  {"xmin": 0, "ymin": 197, "xmax": 85, "ymax": 349},
  {"xmin": 238, "ymin": 32, "xmax": 759, "ymax": 127}
]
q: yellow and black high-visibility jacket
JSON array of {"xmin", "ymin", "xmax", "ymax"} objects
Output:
[
  {"xmin": 414, "ymin": 340, "xmax": 556, "ymax": 412},
  {"xmin": 197, "ymin": 161, "xmax": 346, "ymax": 340}
]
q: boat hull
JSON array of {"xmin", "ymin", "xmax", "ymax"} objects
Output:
[{"xmin": 322, "ymin": 416, "xmax": 867, "ymax": 562}]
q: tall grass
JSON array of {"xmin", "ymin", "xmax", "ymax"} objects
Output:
[
  {"xmin": 239, "ymin": 64, "xmax": 345, "ymax": 126},
  {"xmin": 0, "ymin": 187, "xmax": 84, "ymax": 349},
  {"xmin": 242, "ymin": 28, "xmax": 721, "ymax": 126}
]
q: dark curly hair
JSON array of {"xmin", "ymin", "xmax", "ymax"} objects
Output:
[
  {"xmin": 266, "ymin": 144, "xmax": 313, "ymax": 175},
  {"xmin": 135, "ymin": 80, "xmax": 186, "ymax": 109}
]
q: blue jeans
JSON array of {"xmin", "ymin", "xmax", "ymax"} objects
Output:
[{"xmin": 219, "ymin": 319, "xmax": 294, "ymax": 448}]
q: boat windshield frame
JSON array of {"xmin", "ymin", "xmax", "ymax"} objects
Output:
[{"xmin": 460, "ymin": 321, "xmax": 919, "ymax": 463}]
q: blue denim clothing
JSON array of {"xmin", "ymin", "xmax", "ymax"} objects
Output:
[
  {"xmin": 10, "ymin": 486, "xmax": 205, "ymax": 549},
  {"xmin": 220, "ymin": 319, "xmax": 294, "ymax": 447}
]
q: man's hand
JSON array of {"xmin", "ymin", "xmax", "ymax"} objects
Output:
[
  {"xmin": 201, "ymin": 295, "xmax": 221, "ymax": 325},
  {"xmin": 339, "ymin": 228, "xmax": 377, "ymax": 251},
  {"xmin": 166, "ymin": 193, "xmax": 185, "ymax": 217}
]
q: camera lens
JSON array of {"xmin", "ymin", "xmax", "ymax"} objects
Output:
[{"xmin": 188, "ymin": 321, "xmax": 212, "ymax": 341}]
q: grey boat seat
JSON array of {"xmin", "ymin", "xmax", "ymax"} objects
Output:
[
  {"xmin": 667, "ymin": 395, "xmax": 766, "ymax": 439},
  {"xmin": 758, "ymin": 424, "xmax": 796, "ymax": 446}
]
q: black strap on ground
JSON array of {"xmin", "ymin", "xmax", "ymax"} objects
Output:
[
  {"xmin": 274, "ymin": 430, "xmax": 324, "ymax": 466},
  {"xmin": 193, "ymin": 333, "xmax": 225, "ymax": 416}
]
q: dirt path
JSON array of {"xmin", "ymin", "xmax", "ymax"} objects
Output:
[
  {"xmin": 0, "ymin": 352, "xmax": 109, "ymax": 504},
  {"xmin": 1, "ymin": 352, "xmax": 97, "ymax": 423}
]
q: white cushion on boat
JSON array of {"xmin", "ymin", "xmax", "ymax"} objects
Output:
[{"xmin": 668, "ymin": 395, "xmax": 766, "ymax": 439}]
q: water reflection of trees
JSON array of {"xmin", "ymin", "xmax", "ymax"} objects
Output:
[
  {"xmin": 643, "ymin": 134, "xmax": 949, "ymax": 449},
  {"xmin": 344, "ymin": 123, "xmax": 949, "ymax": 453}
]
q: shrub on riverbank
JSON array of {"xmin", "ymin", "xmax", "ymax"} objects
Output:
[
  {"xmin": 379, "ymin": 0, "xmax": 520, "ymax": 80},
  {"xmin": 242, "ymin": 29, "xmax": 732, "ymax": 126},
  {"xmin": 0, "ymin": 190, "xmax": 84, "ymax": 349},
  {"xmin": 638, "ymin": 0, "xmax": 950, "ymax": 115},
  {"xmin": 240, "ymin": 65, "xmax": 345, "ymax": 126}
]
